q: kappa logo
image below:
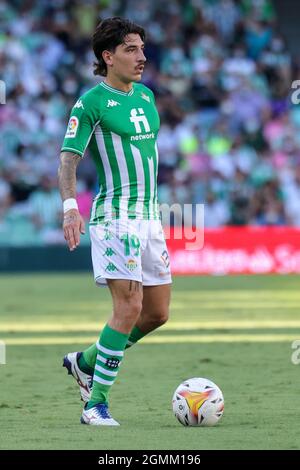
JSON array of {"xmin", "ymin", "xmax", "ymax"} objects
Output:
[
  {"xmin": 103, "ymin": 248, "xmax": 116, "ymax": 257},
  {"xmin": 107, "ymin": 99, "xmax": 121, "ymax": 108},
  {"xmin": 104, "ymin": 230, "xmax": 114, "ymax": 241},
  {"xmin": 105, "ymin": 262, "xmax": 118, "ymax": 273},
  {"xmin": 130, "ymin": 108, "xmax": 150, "ymax": 133},
  {"xmin": 74, "ymin": 99, "xmax": 84, "ymax": 110}
]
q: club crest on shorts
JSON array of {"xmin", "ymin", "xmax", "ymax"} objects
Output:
[{"xmin": 125, "ymin": 259, "xmax": 138, "ymax": 271}]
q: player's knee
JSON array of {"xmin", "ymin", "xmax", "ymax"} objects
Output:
[
  {"xmin": 117, "ymin": 295, "xmax": 143, "ymax": 319},
  {"xmin": 127, "ymin": 298, "xmax": 143, "ymax": 318},
  {"xmin": 154, "ymin": 309, "xmax": 169, "ymax": 327}
]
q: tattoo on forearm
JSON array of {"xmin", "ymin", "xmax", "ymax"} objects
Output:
[{"xmin": 58, "ymin": 152, "xmax": 81, "ymax": 201}]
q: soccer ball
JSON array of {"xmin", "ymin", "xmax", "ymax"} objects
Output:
[{"xmin": 172, "ymin": 377, "xmax": 224, "ymax": 427}]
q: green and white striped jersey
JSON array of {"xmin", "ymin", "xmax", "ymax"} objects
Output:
[{"xmin": 61, "ymin": 81, "xmax": 160, "ymax": 223}]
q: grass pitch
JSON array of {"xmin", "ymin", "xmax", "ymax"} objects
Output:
[{"xmin": 0, "ymin": 274, "xmax": 300, "ymax": 450}]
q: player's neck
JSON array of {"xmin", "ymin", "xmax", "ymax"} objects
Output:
[{"xmin": 103, "ymin": 76, "xmax": 133, "ymax": 93}]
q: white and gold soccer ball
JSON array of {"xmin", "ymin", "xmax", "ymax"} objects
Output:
[{"xmin": 172, "ymin": 377, "xmax": 224, "ymax": 427}]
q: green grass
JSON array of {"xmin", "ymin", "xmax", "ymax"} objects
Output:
[{"xmin": 0, "ymin": 274, "xmax": 300, "ymax": 450}]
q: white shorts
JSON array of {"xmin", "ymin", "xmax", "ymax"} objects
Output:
[{"xmin": 89, "ymin": 219, "xmax": 172, "ymax": 287}]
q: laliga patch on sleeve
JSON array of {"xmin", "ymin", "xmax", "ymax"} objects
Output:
[{"xmin": 65, "ymin": 116, "xmax": 79, "ymax": 138}]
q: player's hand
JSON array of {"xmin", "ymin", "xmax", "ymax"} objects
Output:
[{"xmin": 63, "ymin": 209, "xmax": 85, "ymax": 251}]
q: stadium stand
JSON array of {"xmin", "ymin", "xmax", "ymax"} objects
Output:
[{"xmin": 0, "ymin": 0, "xmax": 299, "ymax": 246}]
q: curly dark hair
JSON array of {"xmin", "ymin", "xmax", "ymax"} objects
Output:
[{"xmin": 92, "ymin": 17, "xmax": 146, "ymax": 77}]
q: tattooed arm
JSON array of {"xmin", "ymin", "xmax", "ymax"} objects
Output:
[{"xmin": 58, "ymin": 151, "xmax": 86, "ymax": 251}]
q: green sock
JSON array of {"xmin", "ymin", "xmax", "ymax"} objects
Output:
[
  {"xmin": 125, "ymin": 326, "xmax": 146, "ymax": 349},
  {"xmin": 86, "ymin": 324, "xmax": 129, "ymax": 409},
  {"xmin": 78, "ymin": 349, "xmax": 95, "ymax": 376},
  {"xmin": 79, "ymin": 326, "xmax": 147, "ymax": 378},
  {"xmin": 79, "ymin": 344, "xmax": 97, "ymax": 375}
]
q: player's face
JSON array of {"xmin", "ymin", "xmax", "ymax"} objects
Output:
[{"xmin": 105, "ymin": 33, "xmax": 146, "ymax": 83}]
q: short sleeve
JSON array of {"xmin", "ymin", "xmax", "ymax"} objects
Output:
[{"xmin": 61, "ymin": 98, "xmax": 95, "ymax": 157}]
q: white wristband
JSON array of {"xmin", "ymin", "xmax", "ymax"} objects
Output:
[{"xmin": 63, "ymin": 198, "xmax": 78, "ymax": 213}]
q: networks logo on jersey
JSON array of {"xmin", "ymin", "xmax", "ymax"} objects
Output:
[
  {"xmin": 130, "ymin": 108, "xmax": 150, "ymax": 133},
  {"xmin": 130, "ymin": 108, "xmax": 155, "ymax": 141},
  {"xmin": 65, "ymin": 116, "xmax": 79, "ymax": 138}
]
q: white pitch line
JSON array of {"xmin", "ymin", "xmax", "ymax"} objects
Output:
[
  {"xmin": 2, "ymin": 334, "xmax": 300, "ymax": 346},
  {"xmin": 1, "ymin": 320, "xmax": 300, "ymax": 332}
]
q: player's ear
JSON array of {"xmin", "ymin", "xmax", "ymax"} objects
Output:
[{"xmin": 102, "ymin": 50, "xmax": 113, "ymax": 67}]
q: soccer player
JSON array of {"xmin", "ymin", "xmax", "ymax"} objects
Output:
[{"xmin": 58, "ymin": 17, "xmax": 172, "ymax": 426}]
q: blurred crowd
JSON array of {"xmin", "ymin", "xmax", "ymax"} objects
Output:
[{"xmin": 1, "ymin": 0, "xmax": 300, "ymax": 245}]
